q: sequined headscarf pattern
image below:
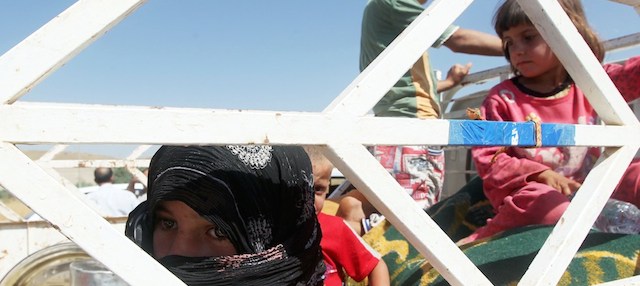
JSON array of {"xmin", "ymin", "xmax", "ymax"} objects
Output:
[{"xmin": 125, "ymin": 145, "xmax": 324, "ymax": 285}]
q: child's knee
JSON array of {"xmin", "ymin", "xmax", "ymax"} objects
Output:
[
  {"xmin": 338, "ymin": 196, "xmax": 364, "ymax": 216},
  {"xmin": 613, "ymin": 159, "xmax": 640, "ymax": 207},
  {"xmin": 512, "ymin": 189, "xmax": 569, "ymax": 225}
]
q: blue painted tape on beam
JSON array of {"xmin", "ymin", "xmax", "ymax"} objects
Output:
[{"xmin": 448, "ymin": 120, "xmax": 576, "ymax": 146}]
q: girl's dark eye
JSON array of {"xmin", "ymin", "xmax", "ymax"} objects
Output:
[
  {"xmin": 523, "ymin": 33, "xmax": 538, "ymax": 42},
  {"xmin": 208, "ymin": 226, "xmax": 227, "ymax": 240},
  {"xmin": 158, "ymin": 218, "xmax": 176, "ymax": 230}
]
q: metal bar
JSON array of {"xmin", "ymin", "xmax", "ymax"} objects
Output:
[{"xmin": 608, "ymin": 0, "xmax": 640, "ymax": 8}]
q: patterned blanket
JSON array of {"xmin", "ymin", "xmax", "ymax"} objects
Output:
[{"xmin": 349, "ymin": 177, "xmax": 640, "ymax": 285}]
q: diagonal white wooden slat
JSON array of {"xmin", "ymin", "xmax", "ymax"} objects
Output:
[
  {"xmin": 0, "ymin": 143, "xmax": 186, "ymax": 286},
  {"xmin": 38, "ymin": 144, "xmax": 69, "ymax": 161},
  {"xmin": 0, "ymin": 0, "xmax": 146, "ymax": 104},
  {"xmin": 518, "ymin": 0, "xmax": 639, "ymax": 127},
  {"xmin": 35, "ymin": 164, "xmax": 107, "ymax": 217},
  {"xmin": 0, "ymin": 201, "xmax": 23, "ymax": 222},
  {"xmin": 516, "ymin": 0, "xmax": 640, "ymax": 284},
  {"xmin": 596, "ymin": 275, "xmax": 640, "ymax": 286},
  {"xmin": 520, "ymin": 146, "xmax": 639, "ymax": 286},
  {"xmin": 127, "ymin": 145, "xmax": 151, "ymax": 160},
  {"xmin": 324, "ymin": 0, "xmax": 473, "ymax": 116},
  {"xmin": 323, "ymin": 143, "xmax": 492, "ymax": 284}
]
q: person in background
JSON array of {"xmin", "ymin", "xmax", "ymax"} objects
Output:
[
  {"xmin": 125, "ymin": 145, "xmax": 325, "ymax": 285},
  {"xmin": 85, "ymin": 167, "xmax": 139, "ymax": 217},
  {"xmin": 304, "ymin": 146, "xmax": 390, "ymax": 286},
  {"xmin": 461, "ymin": 0, "xmax": 640, "ymax": 244}
]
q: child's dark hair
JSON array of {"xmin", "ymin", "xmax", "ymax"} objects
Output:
[{"xmin": 493, "ymin": 0, "xmax": 604, "ymax": 71}]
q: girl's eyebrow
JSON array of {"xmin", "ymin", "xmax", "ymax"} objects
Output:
[{"xmin": 154, "ymin": 203, "xmax": 170, "ymax": 214}]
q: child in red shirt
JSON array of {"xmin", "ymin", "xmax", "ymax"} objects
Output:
[{"xmin": 305, "ymin": 146, "xmax": 390, "ymax": 286}]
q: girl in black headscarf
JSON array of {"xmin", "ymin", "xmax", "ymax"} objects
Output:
[{"xmin": 125, "ymin": 145, "xmax": 325, "ymax": 285}]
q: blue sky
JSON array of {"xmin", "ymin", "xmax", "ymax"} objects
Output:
[{"xmin": 1, "ymin": 1, "xmax": 638, "ymax": 157}]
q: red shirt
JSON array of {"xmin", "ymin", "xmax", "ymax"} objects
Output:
[{"xmin": 318, "ymin": 213, "xmax": 381, "ymax": 285}]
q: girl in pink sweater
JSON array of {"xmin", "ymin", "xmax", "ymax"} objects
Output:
[{"xmin": 462, "ymin": 0, "xmax": 640, "ymax": 243}]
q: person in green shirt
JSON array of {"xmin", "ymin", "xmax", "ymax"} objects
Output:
[{"xmin": 338, "ymin": 0, "xmax": 503, "ymax": 234}]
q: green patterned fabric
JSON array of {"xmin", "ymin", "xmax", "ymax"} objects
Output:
[
  {"xmin": 425, "ymin": 176, "xmax": 492, "ymax": 242},
  {"xmin": 348, "ymin": 177, "xmax": 640, "ymax": 285}
]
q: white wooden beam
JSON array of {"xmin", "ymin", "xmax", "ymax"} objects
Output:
[
  {"xmin": 324, "ymin": 0, "xmax": 473, "ymax": 116},
  {"xmin": 36, "ymin": 164, "xmax": 107, "ymax": 217},
  {"xmin": 38, "ymin": 159, "xmax": 150, "ymax": 169},
  {"xmin": 1, "ymin": 103, "xmax": 639, "ymax": 147},
  {"xmin": 323, "ymin": 143, "xmax": 491, "ymax": 285},
  {"xmin": 0, "ymin": 0, "xmax": 147, "ymax": 104},
  {"xmin": 0, "ymin": 143, "xmax": 185, "ymax": 286}
]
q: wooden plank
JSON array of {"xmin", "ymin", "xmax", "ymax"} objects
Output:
[
  {"xmin": 38, "ymin": 159, "xmax": 151, "ymax": 169},
  {"xmin": 0, "ymin": 0, "xmax": 147, "ymax": 104},
  {"xmin": 1, "ymin": 103, "xmax": 638, "ymax": 148},
  {"xmin": 324, "ymin": 143, "xmax": 492, "ymax": 285},
  {"xmin": 324, "ymin": 0, "xmax": 473, "ymax": 116},
  {"xmin": 0, "ymin": 143, "xmax": 185, "ymax": 286}
]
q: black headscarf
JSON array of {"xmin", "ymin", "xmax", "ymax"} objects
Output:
[{"xmin": 125, "ymin": 145, "xmax": 325, "ymax": 285}]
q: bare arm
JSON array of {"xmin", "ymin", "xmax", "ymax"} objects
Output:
[
  {"xmin": 368, "ymin": 259, "xmax": 390, "ymax": 286},
  {"xmin": 436, "ymin": 62, "xmax": 472, "ymax": 92},
  {"xmin": 443, "ymin": 28, "xmax": 503, "ymax": 56},
  {"xmin": 528, "ymin": 169, "xmax": 581, "ymax": 196}
]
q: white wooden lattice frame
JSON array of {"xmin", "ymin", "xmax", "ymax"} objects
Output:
[{"xmin": 0, "ymin": 0, "xmax": 639, "ymax": 285}]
